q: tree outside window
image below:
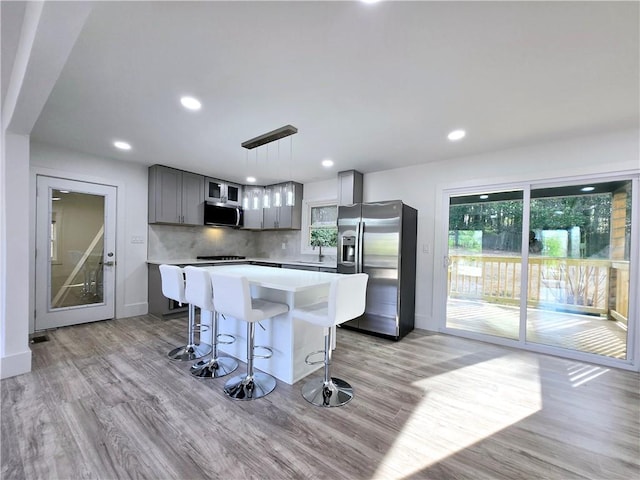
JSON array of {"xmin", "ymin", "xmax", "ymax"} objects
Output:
[{"xmin": 308, "ymin": 203, "xmax": 338, "ymax": 251}]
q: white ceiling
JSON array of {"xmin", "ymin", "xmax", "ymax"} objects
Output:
[{"xmin": 17, "ymin": 1, "xmax": 640, "ymax": 185}]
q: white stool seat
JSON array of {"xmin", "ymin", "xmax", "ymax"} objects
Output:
[
  {"xmin": 184, "ymin": 266, "xmax": 238, "ymax": 379},
  {"xmin": 247, "ymin": 298, "xmax": 291, "ymax": 323},
  {"xmin": 211, "ymin": 272, "xmax": 289, "ymax": 400},
  {"xmin": 291, "ymin": 273, "xmax": 368, "ymax": 407},
  {"xmin": 290, "ymin": 302, "xmax": 329, "ymax": 326},
  {"xmin": 159, "ymin": 264, "xmax": 211, "ymax": 361}
]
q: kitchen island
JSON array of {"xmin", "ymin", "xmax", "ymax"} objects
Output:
[
  {"xmin": 199, "ymin": 264, "xmax": 341, "ymax": 384},
  {"xmin": 147, "ymin": 258, "xmax": 337, "ymax": 317}
]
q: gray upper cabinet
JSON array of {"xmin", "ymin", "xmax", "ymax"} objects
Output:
[
  {"xmin": 205, "ymin": 177, "xmax": 242, "ymax": 206},
  {"xmin": 242, "ymin": 186, "xmax": 264, "ymax": 230},
  {"xmin": 149, "ymin": 165, "xmax": 204, "ymax": 225},
  {"xmin": 338, "ymin": 169, "xmax": 363, "ymax": 206},
  {"xmin": 262, "ymin": 181, "xmax": 303, "ymax": 230}
]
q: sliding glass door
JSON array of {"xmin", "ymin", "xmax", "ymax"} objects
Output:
[
  {"xmin": 446, "ymin": 190, "xmax": 523, "ymax": 340},
  {"xmin": 444, "ymin": 176, "xmax": 636, "ymax": 366},
  {"xmin": 526, "ymin": 180, "xmax": 632, "ymax": 359}
]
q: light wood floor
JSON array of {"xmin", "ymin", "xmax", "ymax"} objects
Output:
[{"xmin": 2, "ymin": 314, "xmax": 639, "ymax": 479}]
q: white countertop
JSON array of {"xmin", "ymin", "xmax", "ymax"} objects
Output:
[
  {"xmin": 147, "ymin": 257, "xmax": 337, "ymax": 268},
  {"xmin": 201, "ymin": 264, "xmax": 341, "ymax": 292}
]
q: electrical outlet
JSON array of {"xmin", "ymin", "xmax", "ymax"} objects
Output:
[{"xmin": 131, "ymin": 235, "xmax": 144, "ymax": 244}]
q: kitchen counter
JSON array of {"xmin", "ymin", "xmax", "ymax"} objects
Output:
[
  {"xmin": 147, "ymin": 257, "xmax": 337, "ymax": 269},
  {"xmin": 147, "ymin": 258, "xmax": 337, "ymax": 318},
  {"xmin": 198, "ymin": 264, "xmax": 340, "ymax": 384}
]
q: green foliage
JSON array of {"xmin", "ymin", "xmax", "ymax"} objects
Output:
[
  {"xmin": 448, "ymin": 230, "xmax": 482, "ymax": 252},
  {"xmin": 542, "ymin": 235, "xmax": 563, "ymax": 257},
  {"xmin": 310, "ymin": 228, "xmax": 337, "ymax": 247},
  {"xmin": 449, "ymin": 193, "xmax": 613, "ymax": 255},
  {"xmin": 449, "ymin": 201, "xmax": 523, "ymax": 235},
  {"xmin": 530, "ymin": 195, "xmax": 611, "ymax": 233}
]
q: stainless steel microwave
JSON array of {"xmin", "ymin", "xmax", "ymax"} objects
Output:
[{"xmin": 204, "ymin": 202, "xmax": 243, "ymax": 228}]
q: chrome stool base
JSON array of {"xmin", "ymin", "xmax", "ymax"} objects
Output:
[
  {"xmin": 167, "ymin": 343, "xmax": 211, "ymax": 361},
  {"xmin": 224, "ymin": 372, "xmax": 276, "ymax": 400},
  {"xmin": 301, "ymin": 377, "xmax": 353, "ymax": 407},
  {"xmin": 190, "ymin": 356, "xmax": 238, "ymax": 379}
]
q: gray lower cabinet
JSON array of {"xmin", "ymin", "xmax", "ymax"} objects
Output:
[
  {"xmin": 281, "ymin": 264, "xmax": 337, "ymax": 273},
  {"xmin": 281, "ymin": 263, "xmax": 318, "ymax": 271},
  {"xmin": 148, "ymin": 263, "xmax": 188, "ymax": 316},
  {"xmin": 319, "ymin": 267, "xmax": 337, "ymax": 273},
  {"xmin": 148, "ymin": 165, "xmax": 204, "ymax": 225}
]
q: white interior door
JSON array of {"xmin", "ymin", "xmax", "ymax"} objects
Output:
[{"xmin": 35, "ymin": 176, "xmax": 117, "ymax": 330}]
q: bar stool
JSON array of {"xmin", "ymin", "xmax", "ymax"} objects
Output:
[
  {"xmin": 290, "ymin": 273, "xmax": 368, "ymax": 407},
  {"xmin": 183, "ymin": 266, "xmax": 238, "ymax": 379},
  {"xmin": 211, "ymin": 272, "xmax": 289, "ymax": 400},
  {"xmin": 159, "ymin": 264, "xmax": 211, "ymax": 361}
]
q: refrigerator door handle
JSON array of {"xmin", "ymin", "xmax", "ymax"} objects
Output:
[
  {"xmin": 354, "ymin": 222, "xmax": 360, "ymax": 272},
  {"xmin": 357, "ymin": 221, "xmax": 364, "ymax": 273}
]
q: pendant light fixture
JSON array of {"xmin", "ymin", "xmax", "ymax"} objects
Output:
[
  {"xmin": 241, "ymin": 125, "xmax": 298, "ymax": 150},
  {"xmin": 241, "ymin": 125, "xmax": 298, "ymax": 209},
  {"xmin": 284, "ymin": 137, "xmax": 295, "ymax": 207}
]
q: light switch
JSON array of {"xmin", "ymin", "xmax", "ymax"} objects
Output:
[
  {"xmin": 281, "ymin": 242, "xmax": 286, "ymax": 250},
  {"xmin": 422, "ymin": 243, "xmax": 430, "ymax": 254}
]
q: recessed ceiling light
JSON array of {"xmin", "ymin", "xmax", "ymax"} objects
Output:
[
  {"xmin": 479, "ymin": 194, "xmax": 489, "ymax": 200},
  {"xmin": 581, "ymin": 186, "xmax": 595, "ymax": 192},
  {"xmin": 448, "ymin": 129, "xmax": 466, "ymax": 141},
  {"xmin": 59, "ymin": 190, "xmax": 70, "ymax": 194},
  {"xmin": 321, "ymin": 159, "xmax": 334, "ymax": 168},
  {"xmin": 52, "ymin": 197, "xmax": 61, "ymax": 201},
  {"xmin": 180, "ymin": 96, "xmax": 202, "ymax": 111},
  {"xmin": 113, "ymin": 141, "xmax": 132, "ymax": 151},
  {"xmin": 361, "ymin": 0, "xmax": 381, "ymax": 4},
  {"xmin": 246, "ymin": 176, "xmax": 256, "ymax": 183}
]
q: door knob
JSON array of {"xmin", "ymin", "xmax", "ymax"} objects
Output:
[{"xmin": 103, "ymin": 261, "xmax": 115, "ymax": 267}]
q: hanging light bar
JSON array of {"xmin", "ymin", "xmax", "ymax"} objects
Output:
[{"xmin": 241, "ymin": 125, "xmax": 298, "ymax": 150}]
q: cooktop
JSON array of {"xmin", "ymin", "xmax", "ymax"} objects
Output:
[{"xmin": 196, "ymin": 255, "xmax": 246, "ymax": 261}]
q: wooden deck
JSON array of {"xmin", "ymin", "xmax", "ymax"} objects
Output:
[{"xmin": 447, "ymin": 299, "xmax": 628, "ymax": 359}]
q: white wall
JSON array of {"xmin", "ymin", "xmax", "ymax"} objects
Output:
[
  {"xmin": 363, "ymin": 129, "xmax": 640, "ymax": 339},
  {"xmin": 303, "ymin": 178, "xmax": 337, "ymax": 202},
  {"xmin": 0, "ymin": 133, "xmax": 32, "ymax": 378},
  {"xmin": 30, "ymin": 142, "xmax": 149, "ymax": 329},
  {"xmin": 1, "ymin": 0, "xmax": 92, "ymax": 378}
]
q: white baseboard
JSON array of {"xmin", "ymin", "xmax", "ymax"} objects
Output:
[
  {"xmin": 414, "ymin": 312, "xmax": 436, "ymax": 331},
  {"xmin": 117, "ymin": 302, "xmax": 148, "ymax": 319},
  {"xmin": 0, "ymin": 349, "xmax": 32, "ymax": 379}
]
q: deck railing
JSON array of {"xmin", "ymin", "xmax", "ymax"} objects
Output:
[{"xmin": 448, "ymin": 254, "xmax": 629, "ymax": 322}]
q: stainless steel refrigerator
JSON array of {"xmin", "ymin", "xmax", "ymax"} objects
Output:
[{"xmin": 337, "ymin": 200, "xmax": 417, "ymax": 340}]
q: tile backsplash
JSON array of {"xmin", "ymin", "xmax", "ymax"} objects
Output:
[{"xmin": 148, "ymin": 224, "xmax": 304, "ymax": 260}]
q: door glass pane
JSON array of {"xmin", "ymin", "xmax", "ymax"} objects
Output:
[
  {"xmin": 447, "ymin": 191, "xmax": 523, "ymax": 339},
  {"xmin": 527, "ymin": 181, "xmax": 631, "ymax": 359},
  {"xmin": 50, "ymin": 189, "xmax": 105, "ymax": 309}
]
